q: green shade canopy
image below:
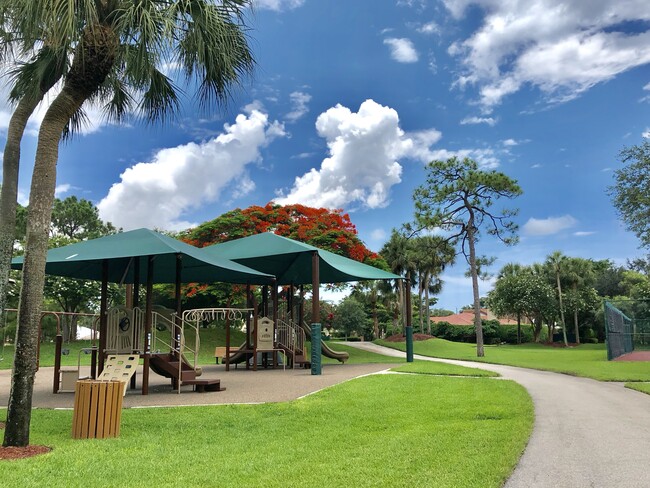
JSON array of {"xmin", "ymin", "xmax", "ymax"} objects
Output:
[
  {"xmin": 11, "ymin": 228, "xmax": 274, "ymax": 285},
  {"xmin": 202, "ymin": 232, "xmax": 399, "ymax": 285}
]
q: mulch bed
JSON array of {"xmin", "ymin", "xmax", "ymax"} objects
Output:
[
  {"xmin": 0, "ymin": 422, "xmax": 52, "ymax": 460},
  {"xmin": 384, "ymin": 333, "xmax": 435, "ymax": 342}
]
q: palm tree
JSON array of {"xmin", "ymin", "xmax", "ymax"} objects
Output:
[
  {"xmin": 0, "ymin": 46, "xmax": 69, "ymax": 344},
  {"xmin": 412, "ymin": 235, "xmax": 455, "ymax": 334},
  {"xmin": 563, "ymin": 257, "xmax": 595, "ymax": 344},
  {"xmin": 380, "ymin": 230, "xmax": 416, "ymax": 333},
  {"xmin": 547, "ymin": 251, "xmax": 569, "ymax": 346},
  {"xmin": 3, "ymin": 0, "xmax": 255, "ymax": 448}
]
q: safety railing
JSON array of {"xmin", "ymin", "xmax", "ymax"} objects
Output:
[{"xmin": 276, "ymin": 317, "xmax": 305, "ymax": 368}]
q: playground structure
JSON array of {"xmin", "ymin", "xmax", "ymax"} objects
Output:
[
  {"xmin": 9, "ymin": 228, "xmax": 404, "ymax": 396},
  {"xmin": 41, "ymin": 288, "xmax": 350, "ymax": 395}
]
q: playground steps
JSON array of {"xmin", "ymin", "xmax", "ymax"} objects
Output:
[
  {"xmin": 149, "ymin": 353, "xmax": 197, "ymax": 382},
  {"xmin": 293, "ymin": 353, "xmax": 311, "ymax": 369},
  {"xmin": 181, "ymin": 378, "xmax": 225, "ymax": 393}
]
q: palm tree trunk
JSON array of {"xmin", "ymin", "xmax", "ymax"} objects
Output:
[
  {"xmin": 467, "ymin": 221, "xmax": 484, "ymax": 357},
  {"xmin": 573, "ymin": 284, "xmax": 580, "ymax": 344},
  {"xmin": 3, "ymin": 86, "xmax": 90, "ymax": 447},
  {"xmin": 425, "ymin": 279, "xmax": 431, "ymax": 335},
  {"xmin": 4, "ymin": 26, "xmax": 118, "ymax": 446},
  {"xmin": 372, "ymin": 293, "xmax": 379, "ymax": 340},
  {"xmin": 418, "ymin": 274, "xmax": 424, "ymax": 333},
  {"xmin": 0, "ymin": 95, "xmax": 47, "ymax": 339},
  {"xmin": 556, "ymin": 272, "xmax": 568, "ymax": 346}
]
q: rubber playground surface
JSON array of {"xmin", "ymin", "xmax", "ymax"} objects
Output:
[
  {"xmin": 0, "ymin": 362, "xmax": 397, "ymax": 410},
  {"xmin": 614, "ymin": 350, "xmax": 650, "ymax": 361}
]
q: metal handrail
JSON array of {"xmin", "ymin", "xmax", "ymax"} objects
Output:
[{"xmin": 276, "ymin": 317, "xmax": 305, "ymax": 369}]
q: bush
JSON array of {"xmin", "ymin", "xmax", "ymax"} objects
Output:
[{"xmin": 431, "ymin": 320, "xmax": 536, "ymax": 344}]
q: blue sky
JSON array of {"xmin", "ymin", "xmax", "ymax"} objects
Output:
[{"xmin": 2, "ymin": 0, "xmax": 650, "ymax": 311}]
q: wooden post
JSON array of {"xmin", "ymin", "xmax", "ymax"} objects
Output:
[
  {"xmin": 125, "ymin": 284, "xmax": 133, "ymax": 309},
  {"xmin": 142, "ymin": 256, "xmax": 154, "ymax": 395},
  {"xmin": 98, "ymin": 260, "xmax": 109, "ymax": 375},
  {"xmin": 174, "ymin": 254, "xmax": 182, "ymax": 357},
  {"xmin": 299, "ymin": 285, "xmax": 304, "ymax": 324},
  {"xmin": 130, "ymin": 259, "xmax": 140, "ymax": 390},
  {"xmin": 133, "ymin": 259, "xmax": 140, "ymax": 308},
  {"xmin": 246, "ymin": 284, "xmax": 251, "ymax": 370},
  {"xmin": 289, "ymin": 284, "xmax": 294, "ymax": 321},
  {"xmin": 262, "ymin": 285, "xmax": 268, "ymax": 317},
  {"xmin": 272, "ymin": 282, "xmax": 278, "ymax": 324},
  {"xmin": 53, "ymin": 334, "xmax": 62, "ymax": 394}
]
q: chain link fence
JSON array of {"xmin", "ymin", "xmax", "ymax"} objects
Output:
[{"xmin": 604, "ymin": 300, "xmax": 650, "ymax": 360}]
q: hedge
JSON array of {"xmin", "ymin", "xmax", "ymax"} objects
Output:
[{"xmin": 431, "ymin": 319, "xmax": 536, "ymax": 344}]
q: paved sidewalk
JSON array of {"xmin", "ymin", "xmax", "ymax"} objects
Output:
[{"xmin": 344, "ymin": 342, "xmax": 650, "ymax": 488}]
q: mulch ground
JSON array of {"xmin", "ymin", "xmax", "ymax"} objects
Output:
[
  {"xmin": 384, "ymin": 333, "xmax": 435, "ymax": 342},
  {"xmin": 0, "ymin": 422, "xmax": 52, "ymax": 460}
]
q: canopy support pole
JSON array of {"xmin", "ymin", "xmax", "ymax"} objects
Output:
[
  {"xmin": 311, "ymin": 251, "xmax": 321, "ymax": 375},
  {"xmin": 246, "ymin": 284, "xmax": 252, "ymax": 370},
  {"xmin": 142, "ymin": 256, "xmax": 154, "ymax": 395},
  {"xmin": 173, "ymin": 254, "xmax": 182, "ymax": 357},
  {"xmin": 98, "ymin": 260, "xmax": 108, "ymax": 376}
]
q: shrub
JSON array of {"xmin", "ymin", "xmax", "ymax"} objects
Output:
[{"xmin": 431, "ymin": 320, "xmax": 537, "ymax": 344}]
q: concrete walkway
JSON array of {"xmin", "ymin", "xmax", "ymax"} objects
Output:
[{"xmin": 344, "ymin": 342, "xmax": 650, "ymax": 488}]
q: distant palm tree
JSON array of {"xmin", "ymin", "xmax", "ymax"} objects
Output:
[
  {"xmin": 563, "ymin": 257, "xmax": 595, "ymax": 344},
  {"xmin": 547, "ymin": 251, "xmax": 569, "ymax": 346},
  {"xmin": 412, "ymin": 235, "xmax": 455, "ymax": 334},
  {"xmin": 3, "ymin": 0, "xmax": 255, "ymax": 448}
]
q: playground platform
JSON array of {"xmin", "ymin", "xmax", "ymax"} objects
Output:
[{"xmin": 0, "ymin": 362, "xmax": 397, "ymax": 410}]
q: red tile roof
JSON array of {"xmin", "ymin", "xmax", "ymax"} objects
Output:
[{"xmin": 430, "ymin": 308, "xmax": 520, "ymax": 326}]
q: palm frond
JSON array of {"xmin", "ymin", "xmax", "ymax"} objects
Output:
[
  {"xmin": 101, "ymin": 73, "xmax": 136, "ymax": 124},
  {"xmin": 8, "ymin": 44, "xmax": 68, "ymax": 103},
  {"xmin": 139, "ymin": 68, "xmax": 182, "ymax": 124},
  {"xmin": 61, "ymin": 106, "xmax": 90, "ymax": 142}
]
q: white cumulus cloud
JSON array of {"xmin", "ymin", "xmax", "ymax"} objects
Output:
[
  {"xmin": 445, "ymin": 0, "xmax": 650, "ymax": 109},
  {"xmin": 460, "ymin": 116, "xmax": 497, "ymax": 126},
  {"xmin": 418, "ymin": 21, "xmax": 440, "ymax": 35},
  {"xmin": 286, "ymin": 91, "xmax": 312, "ymax": 122},
  {"xmin": 384, "ymin": 38, "xmax": 419, "ymax": 63},
  {"xmin": 523, "ymin": 215, "xmax": 577, "ymax": 236},
  {"xmin": 275, "ymin": 99, "xmax": 440, "ymax": 209},
  {"xmin": 98, "ymin": 108, "xmax": 285, "ymax": 231},
  {"xmin": 255, "ymin": 0, "xmax": 304, "ymax": 10},
  {"xmin": 55, "ymin": 184, "xmax": 72, "ymax": 197}
]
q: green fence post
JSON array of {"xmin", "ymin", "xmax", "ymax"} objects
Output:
[
  {"xmin": 406, "ymin": 325, "xmax": 414, "ymax": 362},
  {"xmin": 311, "ymin": 323, "xmax": 322, "ymax": 375}
]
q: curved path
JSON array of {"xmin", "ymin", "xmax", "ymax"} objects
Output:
[{"xmin": 344, "ymin": 342, "xmax": 650, "ymax": 488}]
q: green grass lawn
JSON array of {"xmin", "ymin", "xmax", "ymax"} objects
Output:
[
  {"xmin": 376, "ymin": 338, "xmax": 650, "ymax": 382},
  {"xmin": 392, "ymin": 360, "xmax": 499, "ymax": 377},
  {"xmin": 625, "ymin": 382, "xmax": 650, "ymax": 395},
  {"xmin": 0, "ymin": 372, "xmax": 532, "ymax": 487}
]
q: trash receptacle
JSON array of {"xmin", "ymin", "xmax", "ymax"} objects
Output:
[{"xmin": 72, "ymin": 380, "xmax": 124, "ymax": 439}]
